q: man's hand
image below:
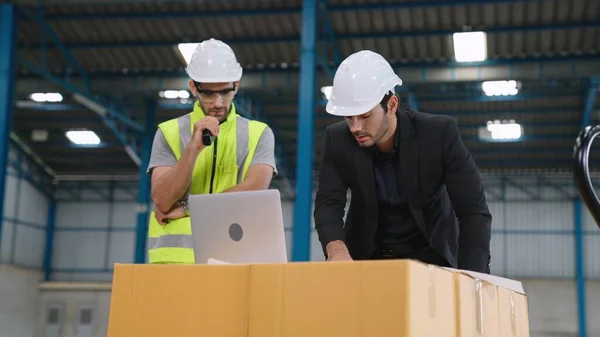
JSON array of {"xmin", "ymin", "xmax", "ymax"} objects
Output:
[
  {"xmin": 154, "ymin": 204, "xmax": 188, "ymax": 226},
  {"xmin": 190, "ymin": 116, "xmax": 220, "ymax": 149},
  {"xmin": 325, "ymin": 240, "xmax": 353, "ymax": 262}
]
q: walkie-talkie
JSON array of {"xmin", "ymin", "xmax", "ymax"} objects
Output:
[{"xmin": 202, "ymin": 129, "xmax": 216, "ymax": 146}]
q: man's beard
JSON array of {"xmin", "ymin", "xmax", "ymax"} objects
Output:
[{"xmin": 200, "ymin": 101, "xmax": 229, "ymax": 122}]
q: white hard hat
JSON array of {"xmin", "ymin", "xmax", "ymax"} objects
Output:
[
  {"xmin": 185, "ymin": 38, "xmax": 243, "ymax": 83},
  {"xmin": 326, "ymin": 50, "xmax": 402, "ymax": 117}
]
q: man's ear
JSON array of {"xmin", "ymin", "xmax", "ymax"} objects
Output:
[
  {"xmin": 188, "ymin": 79, "xmax": 197, "ymax": 97},
  {"xmin": 234, "ymin": 80, "xmax": 240, "ymax": 94},
  {"xmin": 387, "ymin": 95, "xmax": 399, "ymax": 115}
]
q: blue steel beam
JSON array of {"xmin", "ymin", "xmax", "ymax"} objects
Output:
[
  {"xmin": 279, "ymin": 119, "xmax": 588, "ymax": 132},
  {"xmin": 316, "ymin": 0, "xmax": 342, "ymax": 79},
  {"xmin": 293, "ymin": 0, "xmax": 317, "ymax": 262},
  {"xmin": 0, "ymin": 3, "xmax": 18, "ymax": 258},
  {"xmin": 235, "ymin": 93, "xmax": 296, "ymax": 196},
  {"xmin": 239, "ymin": 106, "xmax": 584, "ymax": 120},
  {"xmin": 22, "ymin": 21, "xmax": 600, "ymax": 50},
  {"xmin": 20, "ymin": 54, "xmax": 600, "ymax": 80},
  {"xmin": 14, "ymin": 102, "xmax": 584, "ymax": 117},
  {"xmin": 8, "ymin": 135, "xmax": 55, "ymax": 198},
  {"xmin": 258, "ymin": 91, "xmax": 582, "ymax": 107},
  {"xmin": 580, "ymin": 77, "xmax": 599, "ymax": 129},
  {"xmin": 16, "ymin": 7, "xmax": 145, "ymax": 166},
  {"xmin": 37, "ymin": 0, "xmax": 557, "ymax": 21},
  {"xmin": 573, "ymin": 77, "xmax": 597, "ymax": 337},
  {"xmin": 43, "ymin": 199, "xmax": 56, "ymax": 281},
  {"xmin": 134, "ymin": 98, "xmax": 156, "ymax": 264},
  {"xmin": 573, "ymin": 199, "xmax": 587, "ymax": 337}
]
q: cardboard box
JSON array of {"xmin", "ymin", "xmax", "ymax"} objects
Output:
[
  {"xmin": 107, "ymin": 264, "xmax": 250, "ymax": 337},
  {"xmin": 497, "ymin": 286, "xmax": 530, "ymax": 337},
  {"xmin": 248, "ymin": 260, "xmax": 456, "ymax": 337},
  {"xmin": 453, "ymin": 271, "xmax": 500, "ymax": 337},
  {"xmin": 107, "ymin": 260, "xmax": 457, "ymax": 337},
  {"xmin": 444, "ymin": 268, "xmax": 530, "ymax": 337}
]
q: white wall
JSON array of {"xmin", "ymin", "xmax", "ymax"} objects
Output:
[
  {"xmin": 0, "ymin": 257, "xmax": 44, "ymax": 337},
  {"xmin": 0, "ymin": 144, "xmax": 51, "ymax": 268},
  {"xmin": 52, "ymin": 182, "xmax": 138, "ymax": 282},
  {"xmin": 0, "ymin": 143, "xmax": 52, "ymax": 337}
]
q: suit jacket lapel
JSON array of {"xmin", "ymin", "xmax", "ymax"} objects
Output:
[
  {"xmin": 397, "ymin": 110, "xmax": 429, "ymax": 239},
  {"xmin": 397, "ymin": 110, "xmax": 418, "ymax": 201},
  {"xmin": 354, "ymin": 146, "xmax": 378, "ymax": 211}
]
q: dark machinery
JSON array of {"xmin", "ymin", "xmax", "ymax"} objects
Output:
[{"xmin": 573, "ymin": 125, "xmax": 600, "ymax": 229}]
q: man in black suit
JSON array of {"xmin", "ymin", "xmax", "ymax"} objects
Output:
[{"xmin": 314, "ymin": 50, "xmax": 492, "ymax": 273}]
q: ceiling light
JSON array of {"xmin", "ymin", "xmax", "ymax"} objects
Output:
[
  {"xmin": 452, "ymin": 31, "xmax": 487, "ymax": 63},
  {"xmin": 159, "ymin": 90, "xmax": 190, "ymax": 100},
  {"xmin": 321, "ymin": 86, "xmax": 333, "ymax": 100},
  {"xmin": 65, "ymin": 130, "xmax": 101, "ymax": 145},
  {"xmin": 178, "ymin": 90, "xmax": 190, "ymax": 99},
  {"xmin": 482, "ymin": 80, "xmax": 519, "ymax": 96},
  {"xmin": 30, "ymin": 92, "xmax": 63, "ymax": 103},
  {"xmin": 177, "ymin": 43, "xmax": 199, "ymax": 65},
  {"xmin": 31, "ymin": 129, "xmax": 48, "ymax": 142},
  {"xmin": 480, "ymin": 120, "xmax": 522, "ymax": 141}
]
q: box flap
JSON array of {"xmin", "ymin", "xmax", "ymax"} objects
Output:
[
  {"xmin": 443, "ymin": 268, "xmax": 525, "ymax": 294},
  {"xmin": 208, "ymin": 258, "xmax": 232, "ymax": 265}
]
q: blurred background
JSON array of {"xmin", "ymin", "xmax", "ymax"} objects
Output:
[{"xmin": 1, "ymin": 0, "xmax": 599, "ymax": 336}]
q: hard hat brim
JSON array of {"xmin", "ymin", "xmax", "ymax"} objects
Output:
[
  {"xmin": 325, "ymin": 76, "xmax": 402, "ymax": 117},
  {"xmin": 187, "ymin": 68, "xmax": 243, "ymax": 83},
  {"xmin": 325, "ymin": 98, "xmax": 381, "ymax": 117}
]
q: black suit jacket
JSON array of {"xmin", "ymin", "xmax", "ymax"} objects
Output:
[{"xmin": 313, "ymin": 108, "xmax": 492, "ymax": 273}]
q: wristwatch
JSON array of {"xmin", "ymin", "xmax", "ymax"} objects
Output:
[{"xmin": 179, "ymin": 199, "xmax": 190, "ymax": 216}]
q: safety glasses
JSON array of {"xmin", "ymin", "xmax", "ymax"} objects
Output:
[{"xmin": 194, "ymin": 82, "xmax": 237, "ymax": 103}]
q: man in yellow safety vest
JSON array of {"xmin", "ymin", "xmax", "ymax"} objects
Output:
[{"xmin": 145, "ymin": 38, "xmax": 278, "ymax": 264}]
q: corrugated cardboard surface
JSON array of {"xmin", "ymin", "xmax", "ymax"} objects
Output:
[
  {"xmin": 249, "ymin": 260, "xmax": 456, "ymax": 337},
  {"xmin": 106, "ymin": 260, "xmax": 529, "ymax": 337},
  {"xmin": 498, "ymin": 287, "xmax": 531, "ymax": 337},
  {"xmin": 455, "ymin": 272, "xmax": 500, "ymax": 337},
  {"xmin": 107, "ymin": 264, "xmax": 250, "ymax": 337}
]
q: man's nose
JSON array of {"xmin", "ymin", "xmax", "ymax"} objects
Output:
[
  {"xmin": 213, "ymin": 95, "xmax": 225, "ymax": 107},
  {"xmin": 349, "ymin": 119, "xmax": 362, "ymax": 132}
]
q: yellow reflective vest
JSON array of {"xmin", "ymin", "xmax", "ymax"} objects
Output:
[{"xmin": 147, "ymin": 102, "xmax": 268, "ymax": 264}]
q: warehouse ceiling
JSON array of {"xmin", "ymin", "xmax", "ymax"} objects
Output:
[{"xmin": 10, "ymin": 0, "xmax": 600, "ymax": 189}]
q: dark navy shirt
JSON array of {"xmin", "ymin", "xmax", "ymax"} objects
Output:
[{"xmin": 371, "ymin": 117, "xmax": 429, "ymax": 252}]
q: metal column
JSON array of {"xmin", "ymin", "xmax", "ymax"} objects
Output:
[
  {"xmin": 0, "ymin": 3, "xmax": 18, "ymax": 256},
  {"xmin": 574, "ymin": 78, "xmax": 597, "ymax": 337},
  {"xmin": 292, "ymin": 0, "xmax": 317, "ymax": 262},
  {"xmin": 43, "ymin": 199, "xmax": 57, "ymax": 281},
  {"xmin": 573, "ymin": 198, "xmax": 587, "ymax": 337},
  {"xmin": 134, "ymin": 98, "xmax": 156, "ymax": 263}
]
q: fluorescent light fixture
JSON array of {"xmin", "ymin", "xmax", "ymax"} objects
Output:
[
  {"xmin": 31, "ymin": 129, "xmax": 48, "ymax": 142},
  {"xmin": 177, "ymin": 43, "xmax": 199, "ymax": 65},
  {"xmin": 452, "ymin": 31, "xmax": 487, "ymax": 62},
  {"xmin": 482, "ymin": 80, "xmax": 519, "ymax": 96},
  {"xmin": 159, "ymin": 90, "xmax": 190, "ymax": 99},
  {"xmin": 321, "ymin": 86, "xmax": 333, "ymax": 100},
  {"xmin": 65, "ymin": 130, "xmax": 101, "ymax": 145},
  {"xmin": 482, "ymin": 120, "xmax": 522, "ymax": 140},
  {"xmin": 30, "ymin": 92, "xmax": 63, "ymax": 103}
]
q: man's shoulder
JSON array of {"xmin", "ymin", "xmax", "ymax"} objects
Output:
[
  {"xmin": 157, "ymin": 113, "xmax": 191, "ymax": 131},
  {"xmin": 411, "ymin": 109, "xmax": 456, "ymax": 127},
  {"xmin": 237, "ymin": 115, "xmax": 270, "ymax": 131},
  {"xmin": 325, "ymin": 120, "xmax": 352, "ymax": 138}
]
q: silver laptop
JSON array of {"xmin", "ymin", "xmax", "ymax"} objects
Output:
[{"xmin": 187, "ymin": 189, "xmax": 288, "ymax": 264}]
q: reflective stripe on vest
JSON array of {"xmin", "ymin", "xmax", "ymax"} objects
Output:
[{"xmin": 147, "ymin": 102, "xmax": 268, "ymax": 264}]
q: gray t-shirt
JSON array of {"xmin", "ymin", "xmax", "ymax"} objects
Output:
[{"xmin": 147, "ymin": 114, "xmax": 278, "ymax": 194}]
